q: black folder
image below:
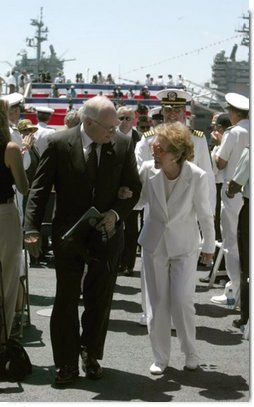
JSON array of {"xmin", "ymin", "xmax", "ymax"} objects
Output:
[{"xmin": 61, "ymin": 206, "xmax": 102, "ymax": 241}]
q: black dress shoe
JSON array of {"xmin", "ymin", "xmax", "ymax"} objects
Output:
[
  {"xmin": 232, "ymin": 319, "xmax": 247, "ymax": 329},
  {"xmin": 123, "ymin": 268, "xmax": 134, "ymax": 276},
  {"xmin": 54, "ymin": 365, "xmax": 79, "ymax": 386},
  {"xmin": 82, "ymin": 354, "xmax": 103, "ymax": 380}
]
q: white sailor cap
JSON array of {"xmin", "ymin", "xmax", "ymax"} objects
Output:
[
  {"xmin": 156, "ymin": 88, "xmax": 191, "ymax": 107},
  {"xmin": 1, "ymin": 92, "xmax": 24, "ymax": 106},
  {"xmin": 225, "ymin": 93, "xmax": 249, "ymax": 111},
  {"xmin": 149, "ymin": 106, "xmax": 162, "ymax": 118},
  {"xmin": 35, "ymin": 106, "xmax": 55, "ymax": 114}
]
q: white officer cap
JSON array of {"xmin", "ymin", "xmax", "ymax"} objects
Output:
[
  {"xmin": 225, "ymin": 93, "xmax": 249, "ymax": 111},
  {"xmin": 35, "ymin": 106, "xmax": 55, "ymax": 113},
  {"xmin": 1, "ymin": 92, "xmax": 24, "ymax": 106},
  {"xmin": 156, "ymin": 88, "xmax": 192, "ymax": 107},
  {"xmin": 148, "ymin": 106, "xmax": 162, "ymax": 118}
]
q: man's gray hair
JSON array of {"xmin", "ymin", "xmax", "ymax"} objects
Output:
[
  {"xmin": 79, "ymin": 95, "xmax": 115, "ymax": 122},
  {"xmin": 64, "ymin": 109, "xmax": 80, "ymax": 127},
  {"xmin": 117, "ymin": 106, "xmax": 135, "ymax": 119}
]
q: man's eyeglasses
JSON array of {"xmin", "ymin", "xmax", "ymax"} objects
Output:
[
  {"xmin": 91, "ymin": 118, "xmax": 117, "ymax": 134},
  {"xmin": 119, "ymin": 116, "xmax": 132, "ymax": 122}
]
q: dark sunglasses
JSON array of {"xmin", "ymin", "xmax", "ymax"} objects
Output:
[
  {"xmin": 119, "ymin": 116, "xmax": 132, "ymax": 121},
  {"xmin": 139, "ymin": 125, "xmax": 150, "ymax": 130}
]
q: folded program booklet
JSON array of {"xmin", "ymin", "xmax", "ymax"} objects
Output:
[{"xmin": 61, "ymin": 206, "xmax": 103, "ymax": 241}]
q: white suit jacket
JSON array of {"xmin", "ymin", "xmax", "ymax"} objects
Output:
[
  {"xmin": 135, "ymin": 132, "xmax": 216, "ymax": 214},
  {"xmin": 138, "ymin": 160, "xmax": 215, "ymax": 257}
]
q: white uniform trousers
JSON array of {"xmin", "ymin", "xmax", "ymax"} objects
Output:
[
  {"xmin": 140, "ymin": 205, "xmax": 149, "ymax": 316},
  {"xmin": 143, "ymin": 247, "xmax": 198, "ymax": 366},
  {"xmin": 0, "ymin": 203, "xmax": 22, "ymax": 342},
  {"xmin": 221, "ymin": 184, "xmax": 243, "ymax": 303}
]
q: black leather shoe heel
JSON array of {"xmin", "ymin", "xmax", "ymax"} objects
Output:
[
  {"xmin": 54, "ymin": 365, "xmax": 79, "ymax": 386},
  {"xmin": 82, "ymin": 355, "xmax": 103, "ymax": 380}
]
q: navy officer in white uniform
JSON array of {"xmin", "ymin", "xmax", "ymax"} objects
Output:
[
  {"xmin": 34, "ymin": 106, "xmax": 55, "ymax": 156},
  {"xmin": 210, "ymin": 92, "xmax": 249, "ymax": 306}
]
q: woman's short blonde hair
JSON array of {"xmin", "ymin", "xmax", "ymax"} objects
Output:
[{"xmin": 154, "ymin": 121, "xmax": 194, "ymax": 164}]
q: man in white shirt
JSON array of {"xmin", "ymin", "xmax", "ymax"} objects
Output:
[
  {"xmin": 225, "ymin": 146, "xmax": 249, "ymax": 328},
  {"xmin": 211, "ymin": 92, "xmax": 249, "ymax": 306},
  {"xmin": 34, "ymin": 106, "xmax": 55, "ymax": 156}
]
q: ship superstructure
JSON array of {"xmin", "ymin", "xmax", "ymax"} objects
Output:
[
  {"xmin": 211, "ymin": 13, "xmax": 249, "ymax": 97},
  {"xmin": 15, "ymin": 7, "xmax": 74, "ymax": 81}
]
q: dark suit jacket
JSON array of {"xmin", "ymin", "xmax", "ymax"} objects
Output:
[
  {"xmin": 131, "ymin": 128, "xmax": 141, "ymax": 149},
  {"xmin": 24, "ymin": 125, "xmax": 141, "ymax": 249}
]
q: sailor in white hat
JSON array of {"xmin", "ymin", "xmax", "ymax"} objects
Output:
[
  {"xmin": 135, "ymin": 88, "xmax": 216, "ymax": 327},
  {"xmin": 34, "ymin": 106, "xmax": 55, "ymax": 156},
  {"xmin": 225, "ymin": 92, "xmax": 249, "ymax": 111},
  {"xmin": 156, "ymin": 74, "xmax": 164, "ymax": 86},
  {"xmin": 35, "ymin": 106, "xmax": 55, "ymax": 114},
  {"xmin": 1, "ymin": 92, "xmax": 32, "ymax": 170},
  {"xmin": 211, "ymin": 92, "xmax": 249, "ymax": 307},
  {"xmin": 148, "ymin": 106, "xmax": 163, "ymax": 127},
  {"xmin": 1, "ymin": 91, "xmax": 24, "ymax": 107}
]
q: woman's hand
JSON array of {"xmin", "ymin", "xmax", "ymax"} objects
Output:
[
  {"xmin": 24, "ymin": 232, "xmax": 41, "ymax": 258},
  {"xmin": 200, "ymin": 252, "xmax": 214, "ymax": 266},
  {"xmin": 21, "ymin": 132, "xmax": 35, "ymax": 152},
  {"xmin": 117, "ymin": 186, "xmax": 133, "ymax": 199}
]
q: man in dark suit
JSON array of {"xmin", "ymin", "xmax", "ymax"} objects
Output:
[
  {"xmin": 24, "ymin": 96, "xmax": 141, "ymax": 386},
  {"xmin": 116, "ymin": 106, "xmax": 141, "ymax": 276}
]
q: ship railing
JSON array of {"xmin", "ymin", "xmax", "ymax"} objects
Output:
[
  {"xmin": 24, "ymin": 82, "xmax": 32, "ymax": 98},
  {"xmin": 184, "ymin": 79, "xmax": 227, "ymax": 112}
]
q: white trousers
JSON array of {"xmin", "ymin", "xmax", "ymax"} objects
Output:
[
  {"xmin": 0, "ymin": 203, "xmax": 22, "ymax": 343},
  {"xmin": 221, "ymin": 185, "xmax": 243, "ymax": 303},
  {"xmin": 143, "ymin": 247, "xmax": 198, "ymax": 365}
]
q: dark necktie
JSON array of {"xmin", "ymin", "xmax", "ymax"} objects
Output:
[{"xmin": 86, "ymin": 142, "xmax": 98, "ymax": 186}]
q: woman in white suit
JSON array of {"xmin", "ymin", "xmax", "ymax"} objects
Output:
[{"xmin": 138, "ymin": 122, "xmax": 215, "ymax": 375}]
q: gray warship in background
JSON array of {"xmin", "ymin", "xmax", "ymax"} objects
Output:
[{"xmin": 15, "ymin": 7, "xmax": 75, "ymax": 81}]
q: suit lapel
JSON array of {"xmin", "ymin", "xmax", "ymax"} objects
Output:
[
  {"xmin": 97, "ymin": 141, "xmax": 116, "ymax": 176},
  {"xmin": 166, "ymin": 161, "xmax": 192, "ymax": 208},
  {"xmin": 68, "ymin": 127, "xmax": 86, "ymax": 175},
  {"xmin": 150, "ymin": 169, "xmax": 168, "ymax": 217}
]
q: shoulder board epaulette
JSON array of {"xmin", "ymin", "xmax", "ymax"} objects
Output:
[
  {"xmin": 192, "ymin": 129, "xmax": 204, "ymax": 138},
  {"xmin": 143, "ymin": 129, "xmax": 155, "ymax": 138}
]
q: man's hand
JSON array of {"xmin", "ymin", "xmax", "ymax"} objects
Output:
[
  {"xmin": 96, "ymin": 210, "xmax": 117, "ymax": 234},
  {"xmin": 24, "ymin": 232, "xmax": 41, "ymax": 258},
  {"xmin": 211, "ymin": 130, "xmax": 222, "ymax": 146}
]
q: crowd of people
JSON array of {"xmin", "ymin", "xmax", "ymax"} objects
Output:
[
  {"xmin": 0, "ymin": 85, "xmax": 249, "ymax": 388},
  {"xmin": 0, "ymin": 68, "xmax": 187, "ymax": 98}
]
